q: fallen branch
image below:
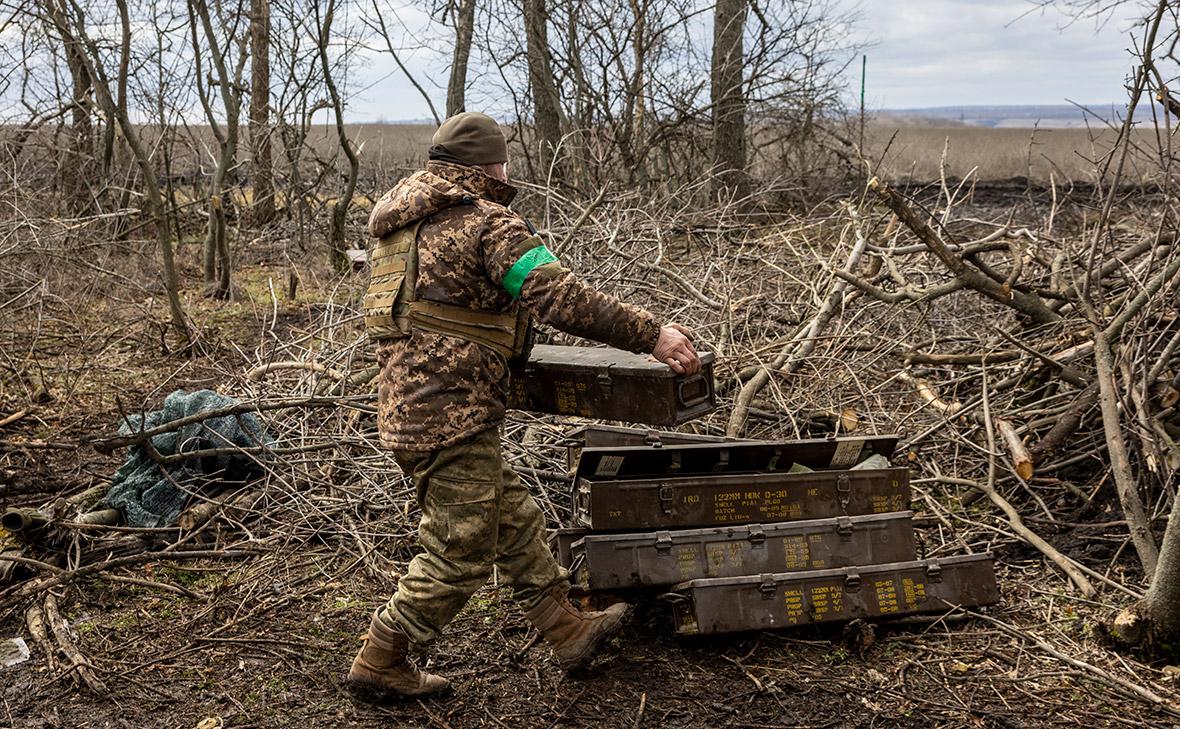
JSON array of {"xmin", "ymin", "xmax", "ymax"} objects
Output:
[
  {"xmin": 44, "ymin": 593, "xmax": 106, "ymax": 693},
  {"xmin": 897, "ymin": 372, "xmax": 962, "ymax": 417},
  {"xmin": 0, "ymin": 410, "xmax": 28, "ymax": 428},
  {"xmin": 870, "ymin": 178, "xmax": 1061, "ymax": 326},
  {"xmin": 1094, "ymin": 327, "xmax": 1158, "ymax": 574},
  {"xmin": 245, "ymin": 360, "xmax": 346, "ymax": 382},
  {"xmin": 904, "ymin": 351, "xmax": 1021, "ymax": 366},
  {"xmin": 968, "ymin": 610, "xmax": 1179, "ymax": 714},
  {"xmin": 981, "ymin": 369, "xmax": 1095, "ymax": 597},
  {"xmin": 90, "ymin": 395, "xmax": 374, "ymax": 453}
]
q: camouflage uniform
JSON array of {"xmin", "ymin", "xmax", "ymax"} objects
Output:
[{"xmin": 369, "ymin": 161, "xmax": 662, "ymax": 648}]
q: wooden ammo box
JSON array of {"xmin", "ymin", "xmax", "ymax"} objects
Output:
[
  {"xmin": 507, "ymin": 345, "xmax": 716, "ymax": 426},
  {"xmin": 574, "ymin": 467, "xmax": 910, "ymax": 530},
  {"xmin": 665, "ymin": 554, "xmax": 999, "ymax": 635},
  {"xmin": 569, "ymin": 512, "xmax": 916, "ymax": 590}
]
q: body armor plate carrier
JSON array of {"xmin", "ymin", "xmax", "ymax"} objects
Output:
[{"xmin": 362, "ymin": 219, "xmax": 532, "ymax": 361}]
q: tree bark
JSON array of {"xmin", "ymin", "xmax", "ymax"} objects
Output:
[
  {"xmin": 317, "ymin": 0, "xmax": 358, "ymax": 271},
  {"xmin": 1112, "ymin": 498, "xmax": 1180, "ymax": 647},
  {"xmin": 446, "ymin": 0, "xmax": 476, "ymax": 117},
  {"xmin": 710, "ymin": 0, "xmax": 748, "ymax": 200},
  {"xmin": 523, "ymin": 0, "xmax": 563, "ymax": 178},
  {"xmin": 189, "ymin": 0, "xmax": 245, "ymax": 300},
  {"xmin": 250, "ymin": 0, "xmax": 275, "ymax": 226},
  {"xmin": 59, "ymin": 29, "xmax": 94, "ymax": 216}
]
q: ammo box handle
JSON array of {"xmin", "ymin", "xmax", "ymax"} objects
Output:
[
  {"xmin": 676, "ymin": 374, "xmax": 711, "ymax": 409},
  {"xmin": 658, "ymin": 592, "xmax": 691, "ymax": 605}
]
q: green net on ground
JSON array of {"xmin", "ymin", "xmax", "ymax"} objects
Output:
[{"xmin": 99, "ymin": 390, "xmax": 273, "ymax": 528}]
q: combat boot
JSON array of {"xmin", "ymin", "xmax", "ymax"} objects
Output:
[
  {"xmin": 347, "ymin": 611, "xmax": 450, "ymax": 700},
  {"xmin": 525, "ymin": 586, "xmax": 627, "ymax": 671}
]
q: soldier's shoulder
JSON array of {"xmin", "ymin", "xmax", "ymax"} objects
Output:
[{"xmin": 471, "ymin": 197, "xmax": 518, "ymax": 219}]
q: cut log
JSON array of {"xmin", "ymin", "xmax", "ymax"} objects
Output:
[
  {"xmin": 178, "ymin": 488, "xmax": 262, "ymax": 531},
  {"xmin": 1, "ymin": 508, "xmax": 48, "ymax": 534},
  {"xmin": 996, "ymin": 418, "xmax": 1033, "ymax": 480},
  {"xmin": 74, "ymin": 509, "xmax": 121, "ymax": 526},
  {"xmin": 897, "ymin": 372, "xmax": 962, "ymax": 416}
]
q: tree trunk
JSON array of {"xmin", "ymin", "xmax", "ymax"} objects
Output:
[
  {"xmin": 1112, "ymin": 498, "xmax": 1180, "ymax": 648},
  {"xmin": 189, "ymin": 0, "xmax": 243, "ymax": 299},
  {"xmin": 61, "ymin": 38, "xmax": 93, "ymax": 215},
  {"xmin": 250, "ymin": 0, "xmax": 275, "ymax": 226},
  {"xmin": 710, "ymin": 0, "xmax": 748, "ymax": 201},
  {"xmin": 317, "ymin": 0, "xmax": 358, "ymax": 271},
  {"xmin": 1143, "ymin": 500, "xmax": 1180, "ymax": 631},
  {"xmin": 523, "ymin": 0, "xmax": 563, "ymax": 179},
  {"xmin": 446, "ymin": 0, "xmax": 475, "ymax": 117},
  {"xmin": 53, "ymin": 0, "xmax": 190, "ymax": 343}
]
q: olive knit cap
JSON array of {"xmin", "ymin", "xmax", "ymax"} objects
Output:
[{"xmin": 430, "ymin": 112, "xmax": 508, "ymax": 166}]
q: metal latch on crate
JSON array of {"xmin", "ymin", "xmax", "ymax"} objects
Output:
[
  {"xmin": 837, "ymin": 515, "xmax": 854, "ymax": 539},
  {"xmin": 711, "ymin": 449, "xmax": 730, "ymax": 473},
  {"xmin": 654, "ymin": 530, "xmax": 673, "ymax": 553},
  {"xmin": 595, "ymin": 371, "xmax": 613, "ymax": 398},
  {"xmin": 758, "ymin": 574, "xmax": 777, "ymax": 599},
  {"xmin": 658, "ymin": 484, "xmax": 675, "ymax": 513},
  {"xmin": 747, "ymin": 523, "xmax": 766, "ymax": 546},
  {"xmin": 925, "ymin": 560, "xmax": 943, "ymax": 582},
  {"xmin": 837, "ymin": 473, "xmax": 851, "ymax": 513},
  {"xmin": 844, "ymin": 567, "xmax": 862, "ymax": 592}
]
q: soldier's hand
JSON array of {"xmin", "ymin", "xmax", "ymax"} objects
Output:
[{"xmin": 653, "ymin": 324, "xmax": 701, "ymax": 375}]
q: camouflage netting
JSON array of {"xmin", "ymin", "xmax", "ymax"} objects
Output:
[{"xmin": 99, "ymin": 390, "xmax": 273, "ymax": 528}]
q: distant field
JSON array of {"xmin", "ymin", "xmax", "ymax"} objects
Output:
[
  {"xmin": 342, "ymin": 122, "xmax": 1168, "ymax": 186},
  {"xmin": 8, "ymin": 121, "xmax": 1155, "ymax": 189},
  {"xmin": 866, "ymin": 125, "xmax": 1165, "ymax": 184},
  {"xmin": 344, "ymin": 123, "xmax": 433, "ymax": 175}
]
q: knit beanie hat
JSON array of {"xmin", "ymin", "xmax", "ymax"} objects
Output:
[{"xmin": 428, "ymin": 112, "xmax": 509, "ymax": 166}]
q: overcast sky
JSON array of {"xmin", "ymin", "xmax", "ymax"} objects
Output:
[
  {"xmin": 853, "ymin": 0, "xmax": 1147, "ymax": 110},
  {"xmin": 347, "ymin": 0, "xmax": 1150, "ymax": 122}
]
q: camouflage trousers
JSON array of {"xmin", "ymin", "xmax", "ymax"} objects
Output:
[{"xmin": 380, "ymin": 425, "xmax": 568, "ymax": 649}]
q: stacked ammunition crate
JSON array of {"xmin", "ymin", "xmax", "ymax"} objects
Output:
[{"xmin": 554, "ymin": 426, "xmax": 999, "ymax": 635}]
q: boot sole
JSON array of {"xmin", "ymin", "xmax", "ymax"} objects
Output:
[
  {"xmin": 346, "ymin": 677, "xmax": 452, "ymax": 703},
  {"xmin": 559, "ymin": 608, "xmax": 627, "ymax": 672}
]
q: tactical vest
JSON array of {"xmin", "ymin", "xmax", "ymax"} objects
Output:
[{"xmin": 362, "ymin": 219, "xmax": 532, "ymax": 361}]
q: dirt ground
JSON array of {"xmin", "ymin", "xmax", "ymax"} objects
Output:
[{"xmin": 4, "ymin": 560, "xmax": 1177, "ymax": 729}]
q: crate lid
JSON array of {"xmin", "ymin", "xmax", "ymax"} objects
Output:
[
  {"xmin": 575, "ymin": 434, "xmax": 900, "ymax": 481},
  {"xmin": 666, "ymin": 553, "xmax": 994, "ymax": 592},
  {"xmin": 574, "ymin": 511, "xmax": 914, "ymax": 547},
  {"xmin": 526, "ymin": 344, "xmax": 715, "ymax": 376}
]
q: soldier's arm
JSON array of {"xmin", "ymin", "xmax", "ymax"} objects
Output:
[{"xmin": 480, "ymin": 208, "xmax": 662, "ymax": 354}]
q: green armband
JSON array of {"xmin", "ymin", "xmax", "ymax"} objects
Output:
[{"xmin": 502, "ymin": 244, "xmax": 559, "ymax": 299}]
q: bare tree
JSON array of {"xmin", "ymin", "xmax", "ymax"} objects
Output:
[
  {"xmin": 45, "ymin": 0, "xmax": 190, "ymax": 342},
  {"xmin": 188, "ymin": 0, "xmax": 249, "ymax": 300},
  {"xmin": 250, "ymin": 0, "xmax": 276, "ymax": 227},
  {"xmin": 314, "ymin": 0, "xmax": 359, "ymax": 271},
  {"xmin": 523, "ymin": 0, "xmax": 563, "ymax": 176},
  {"xmin": 711, "ymin": 0, "xmax": 748, "ymax": 200},
  {"xmin": 447, "ymin": 0, "xmax": 477, "ymax": 116},
  {"xmin": 56, "ymin": 16, "xmax": 94, "ymax": 216}
]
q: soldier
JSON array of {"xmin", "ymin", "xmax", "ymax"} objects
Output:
[{"xmin": 348, "ymin": 111, "xmax": 701, "ymax": 699}]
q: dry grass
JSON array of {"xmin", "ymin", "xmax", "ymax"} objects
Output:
[
  {"xmin": 341, "ymin": 122, "xmax": 1170, "ymax": 187},
  {"xmin": 867, "ymin": 124, "xmax": 1166, "ymax": 184}
]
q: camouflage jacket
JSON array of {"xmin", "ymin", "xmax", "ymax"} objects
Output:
[{"xmin": 370, "ymin": 161, "xmax": 662, "ymax": 451}]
